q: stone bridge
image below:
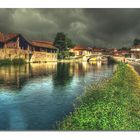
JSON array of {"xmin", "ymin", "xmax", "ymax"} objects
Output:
[{"xmin": 76, "ymin": 54, "xmax": 111, "ymax": 62}]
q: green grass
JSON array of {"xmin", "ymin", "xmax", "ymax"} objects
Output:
[
  {"xmin": 58, "ymin": 62, "xmax": 140, "ymax": 130},
  {"xmin": 0, "ymin": 58, "xmax": 26, "ymax": 65}
]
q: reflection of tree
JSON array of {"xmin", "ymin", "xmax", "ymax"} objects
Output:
[{"xmin": 53, "ymin": 63, "xmax": 73, "ymax": 86}]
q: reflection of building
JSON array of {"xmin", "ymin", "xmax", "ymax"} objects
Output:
[
  {"xmin": 0, "ymin": 63, "xmax": 57, "ymax": 89},
  {"xmin": 0, "ymin": 32, "xmax": 58, "ymax": 62},
  {"xmin": 131, "ymin": 45, "xmax": 140, "ymax": 59},
  {"xmin": 69, "ymin": 62, "xmax": 102, "ymax": 77}
]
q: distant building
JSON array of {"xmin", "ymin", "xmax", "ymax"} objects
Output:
[
  {"xmin": 103, "ymin": 48, "xmax": 118, "ymax": 56},
  {"xmin": 92, "ymin": 47, "xmax": 103, "ymax": 55},
  {"xmin": 69, "ymin": 45, "xmax": 93, "ymax": 56},
  {"xmin": 131, "ymin": 45, "xmax": 140, "ymax": 59},
  {"xmin": 0, "ymin": 32, "xmax": 58, "ymax": 62},
  {"xmin": 118, "ymin": 50, "xmax": 130, "ymax": 57}
]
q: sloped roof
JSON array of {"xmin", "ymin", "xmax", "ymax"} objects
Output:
[
  {"xmin": 4, "ymin": 33, "xmax": 19, "ymax": 42},
  {"xmin": 92, "ymin": 47, "xmax": 103, "ymax": 51},
  {"xmin": 0, "ymin": 32, "xmax": 19, "ymax": 43},
  {"xmin": 31, "ymin": 41, "xmax": 57, "ymax": 49},
  {"xmin": 0, "ymin": 32, "xmax": 55, "ymax": 49},
  {"xmin": 73, "ymin": 45, "xmax": 92, "ymax": 51}
]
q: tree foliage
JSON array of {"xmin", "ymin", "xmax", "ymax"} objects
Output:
[
  {"xmin": 133, "ymin": 38, "xmax": 140, "ymax": 45},
  {"xmin": 53, "ymin": 32, "xmax": 75, "ymax": 59},
  {"xmin": 118, "ymin": 47, "xmax": 130, "ymax": 51},
  {"xmin": 53, "ymin": 32, "xmax": 75, "ymax": 52}
]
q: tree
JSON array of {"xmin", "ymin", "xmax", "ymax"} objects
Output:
[
  {"xmin": 118, "ymin": 47, "xmax": 130, "ymax": 51},
  {"xmin": 133, "ymin": 38, "xmax": 140, "ymax": 45},
  {"xmin": 65, "ymin": 37, "xmax": 75, "ymax": 49},
  {"xmin": 53, "ymin": 32, "xmax": 67, "ymax": 52},
  {"xmin": 53, "ymin": 32, "xmax": 74, "ymax": 52},
  {"xmin": 53, "ymin": 32, "xmax": 75, "ymax": 59}
]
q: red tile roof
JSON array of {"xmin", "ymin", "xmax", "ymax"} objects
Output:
[
  {"xmin": 73, "ymin": 45, "xmax": 92, "ymax": 51},
  {"xmin": 0, "ymin": 32, "xmax": 19, "ymax": 42},
  {"xmin": 4, "ymin": 33, "xmax": 19, "ymax": 42},
  {"xmin": 0, "ymin": 32, "xmax": 56, "ymax": 49},
  {"xmin": 92, "ymin": 48, "xmax": 103, "ymax": 52},
  {"xmin": 31, "ymin": 41, "xmax": 57, "ymax": 49}
]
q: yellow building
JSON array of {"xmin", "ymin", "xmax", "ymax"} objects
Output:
[
  {"xmin": 0, "ymin": 32, "xmax": 58, "ymax": 62},
  {"xmin": 131, "ymin": 45, "xmax": 140, "ymax": 59},
  {"xmin": 69, "ymin": 45, "xmax": 92, "ymax": 57}
]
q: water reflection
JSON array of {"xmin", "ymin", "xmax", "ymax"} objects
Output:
[
  {"xmin": 0, "ymin": 63, "xmax": 57, "ymax": 89},
  {"xmin": 0, "ymin": 61, "xmax": 116, "ymax": 130},
  {"xmin": 0, "ymin": 62, "xmax": 113, "ymax": 90},
  {"xmin": 53, "ymin": 63, "xmax": 73, "ymax": 86}
]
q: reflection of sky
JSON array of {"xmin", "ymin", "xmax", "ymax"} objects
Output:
[{"xmin": 0, "ymin": 63, "xmax": 115, "ymax": 130}]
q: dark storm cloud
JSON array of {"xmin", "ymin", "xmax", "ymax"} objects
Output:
[{"xmin": 0, "ymin": 8, "xmax": 140, "ymax": 48}]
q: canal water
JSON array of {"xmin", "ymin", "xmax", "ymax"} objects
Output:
[{"xmin": 0, "ymin": 62, "xmax": 116, "ymax": 130}]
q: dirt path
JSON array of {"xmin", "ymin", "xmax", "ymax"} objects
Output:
[{"xmin": 127, "ymin": 61, "xmax": 140, "ymax": 75}]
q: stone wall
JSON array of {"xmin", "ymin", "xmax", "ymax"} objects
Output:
[
  {"xmin": 0, "ymin": 48, "xmax": 29, "ymax": 60},
  {"xmin": 0, "ymin": 48, "xmax": 57, "ymax": 62},
  {"xmin": 29, "ymin": 51, "xmax": 57, "ymax": 62}
]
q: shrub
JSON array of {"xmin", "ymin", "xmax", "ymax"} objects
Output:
[
  {"xmin": 0, "ymin": 59, "xmax": 12, "ymax": 65},
  {"xmin": 12, "ymin": 58, "xmax": 26, "ymax": 65},
  {"xmin": 108, "ymin": 56, "xmax": 117, "ymax": 64}
]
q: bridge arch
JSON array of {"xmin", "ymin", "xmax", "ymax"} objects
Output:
[{"xmin": 87, "ymin": 55, "xmax": 110, "ymax": 62}]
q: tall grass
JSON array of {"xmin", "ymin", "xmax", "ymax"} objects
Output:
[{"xmin": 58, "ymin": 62, "xmax": 140, "ymax": 130}]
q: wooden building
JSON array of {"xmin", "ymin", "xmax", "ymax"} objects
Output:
[
  {"xmin": 31, "ymin": 41, "xmax": 57, "ymax": 62},
  {"xmin": 0, "ymin": 32, "xmax": 57, "ymax": 62}
]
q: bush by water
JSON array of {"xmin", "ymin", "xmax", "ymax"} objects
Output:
[{"xmin": 0, "ymin": 58, "xmax": 26, "ymax": 65}]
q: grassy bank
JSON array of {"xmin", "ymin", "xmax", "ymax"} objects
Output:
[
  {"xmin": 58, "ymin": 63, "xmax": 140, "ymax": 130},
  {"xmin": 0, "ymin": 58, "xmax": 26, "ymax": 65}
]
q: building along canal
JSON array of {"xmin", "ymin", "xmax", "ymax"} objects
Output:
[{"xmin": 0, "ymin": 62, "xmax": 116, "ymax": 130}]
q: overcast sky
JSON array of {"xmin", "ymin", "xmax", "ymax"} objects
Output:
[{"xmin": 0, "ymin": 8, "xmax": 140, "ymax": 48}]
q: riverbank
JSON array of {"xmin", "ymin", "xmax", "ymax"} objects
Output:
[
  {"xmin": 58, "ymin": 62, "xmax": 140, "ymax": 130},
  {"xmin": 0, "ymin": 58, "xmax": 26, "ymax": 65}
]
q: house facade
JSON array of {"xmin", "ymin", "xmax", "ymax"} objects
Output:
[
  {"xmin": 69, "ymin": 45, "xmax": 92, "ymax": 56},
  {"xmin": 30, "ymin": 41, "xmax": 57, "ymax": 62},
  {"xmin": 0, "ymin": 32, "xmax": 58, "ymax": 62},
  {"xmin": 131, "ymin": 45, "xmax": 140, "ymax": 59}
]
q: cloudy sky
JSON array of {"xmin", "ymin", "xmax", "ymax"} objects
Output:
[{"xmin": 0, "ymin": 8, "xmax": 140, "ymax": 48}]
